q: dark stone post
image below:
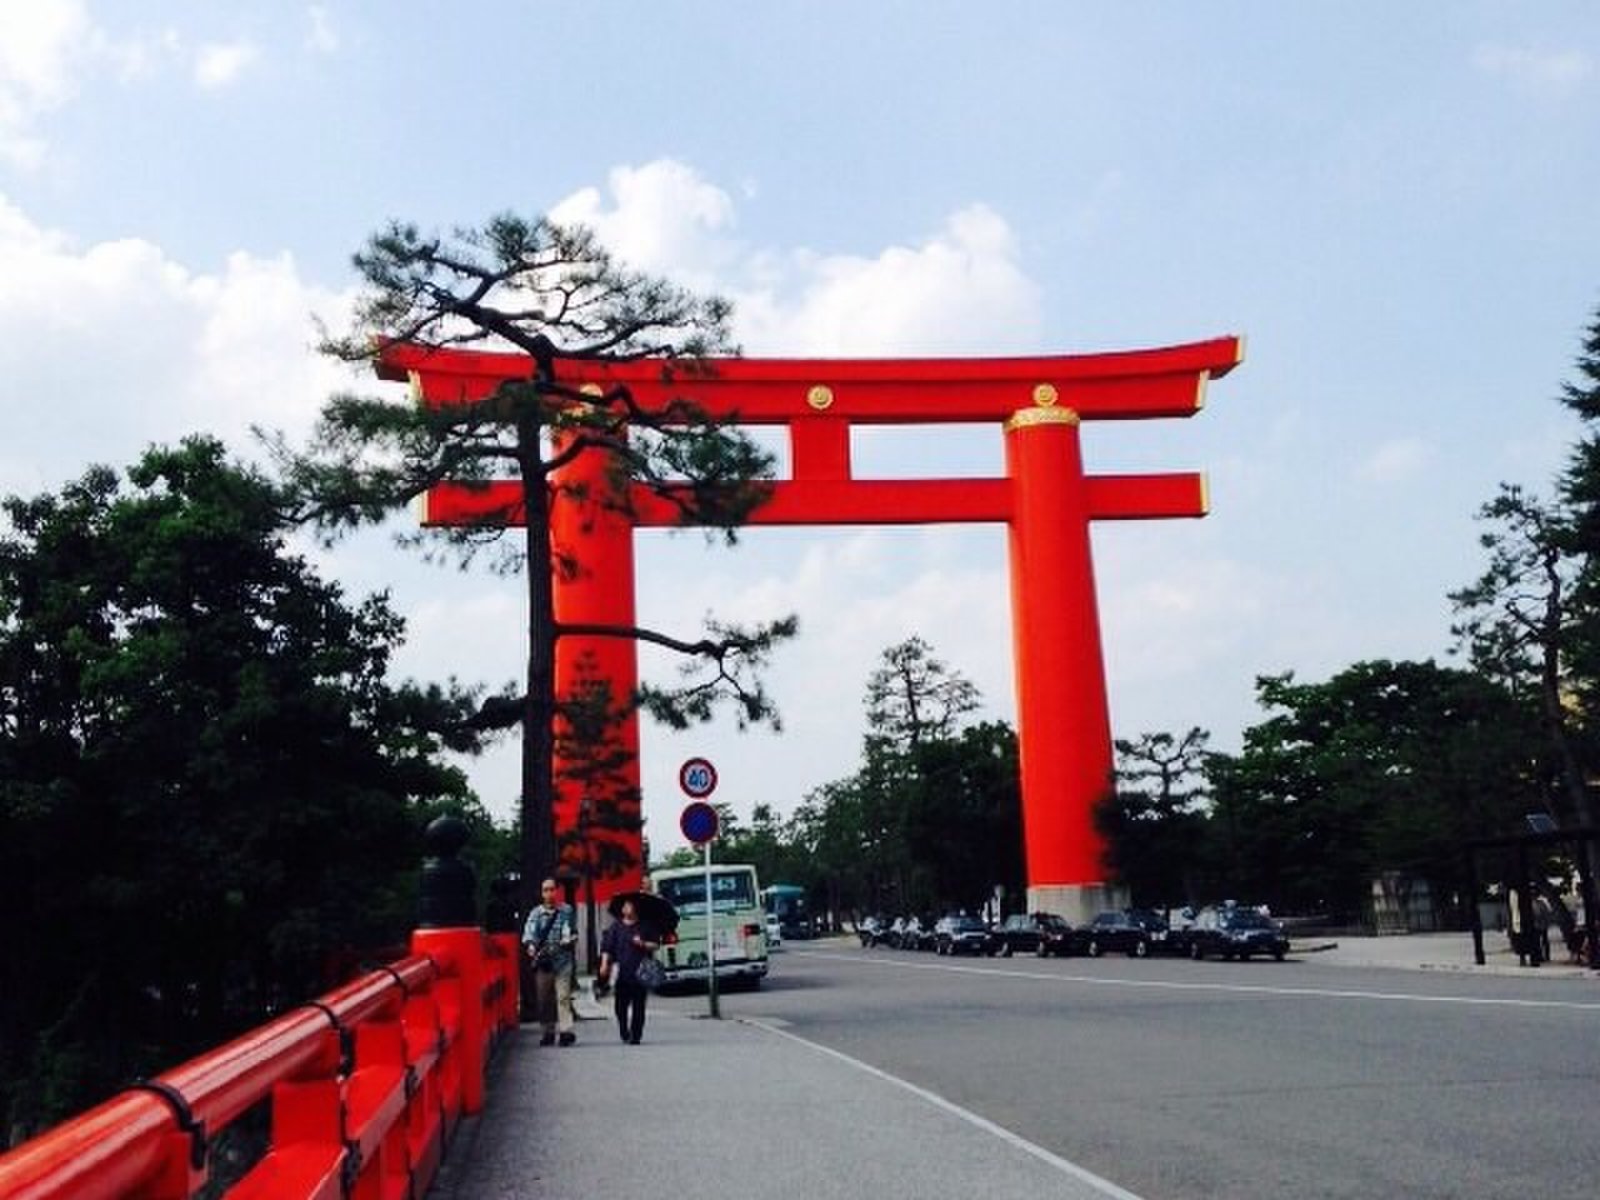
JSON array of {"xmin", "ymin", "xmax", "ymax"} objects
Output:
[
  {"xmin": 1465, "ymin": 848, "xmax": 1486, "ymax": 966},
  {"xmin": 417, "ymin": 815, "xmax": 478, "ymax": 930},
  {"xmin": 411, "ymin": 816, "xmax": 497, "ymax": 1112},
  {"xmin": 484, "ymin": 874, "xmax": 522, "ymax": 934},
  {"xmin": 1575, "ymin": 833, "xmax": 1600, "ymax": 970}
]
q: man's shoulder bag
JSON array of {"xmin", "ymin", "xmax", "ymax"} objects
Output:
[{"xmin": 528, "ymin": 912, "xmax": 557, "ymax": 973}]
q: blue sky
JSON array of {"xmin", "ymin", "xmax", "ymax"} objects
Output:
[{"xmin": 3, "ymin": 3, "xmax": 1599, "ymax": 852}]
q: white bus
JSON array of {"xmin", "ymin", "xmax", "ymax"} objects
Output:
[{"xmin": 648, "ymin": 863, "xmax": 770, "ymax": 988}]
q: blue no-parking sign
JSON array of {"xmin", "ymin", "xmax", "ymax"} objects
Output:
[{"xmin": 679, "ymin": 800, "xmax": 720, "ymax": 846}]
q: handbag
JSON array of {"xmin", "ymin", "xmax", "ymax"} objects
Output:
[{"xmin": 633, "ymin": 954, "xmax": 666, "ymax": 990}]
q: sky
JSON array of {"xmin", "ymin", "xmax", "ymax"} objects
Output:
[{"xmin": 3, "ymin": 2, "xmax": 1600, "ymax": 856}]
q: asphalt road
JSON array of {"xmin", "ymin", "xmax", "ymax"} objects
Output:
[{"xmin": 728, "ymin": 943, "xmax": 1600, "ymax": 1200}]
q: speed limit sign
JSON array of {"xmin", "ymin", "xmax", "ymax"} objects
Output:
[{"xmin": 678, "ymin": 757, "xmax": 718, "ymax": 798}]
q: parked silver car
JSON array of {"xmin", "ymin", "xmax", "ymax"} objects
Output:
[{"xmin": 934, "ymin": 914, "xmax": 995, "ymax": 956}]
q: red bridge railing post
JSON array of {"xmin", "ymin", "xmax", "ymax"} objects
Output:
[{"xmin": 410, "ymin": 814, "xmax": 490, "ymax": 1116}]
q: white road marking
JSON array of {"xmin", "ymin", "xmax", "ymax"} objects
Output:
[
  {"xmin": 740, "ymin": 1016, "xmax": 1149, "ymax": 1200},
  {"xmin": 794, "ymin": 950, "xmax": 1600, "ymax": 1012}
]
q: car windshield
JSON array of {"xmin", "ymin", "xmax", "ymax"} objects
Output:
[
  {"xmin": 1223, "ymin": 911, "xmax": 1274, "ymax": 930},
  {"xmin": 953, "ymin": 917, "xmax": 986, "ymax": 932}
]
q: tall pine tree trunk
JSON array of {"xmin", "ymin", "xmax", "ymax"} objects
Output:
[{"xmin": 520, "ymin": 414, "xmax": 558, "ymax": 900}]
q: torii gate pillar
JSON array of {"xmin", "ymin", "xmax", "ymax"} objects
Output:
[
  {"xmin": 549, "ymin": 434, "xmax": 641, "ymax": 883},
  {"xmin": 1006, "ymin": 407, "xmax": 1120, "ymax": 920}
]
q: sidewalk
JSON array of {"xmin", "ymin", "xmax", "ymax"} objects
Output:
[
  {"xmin": 429, "ymin": 1003, "xmax": 1134, "ymax": 1200},
  {"xmin": 1294, "ymin": 929, "xmax": 1596, "ymax": 977}
]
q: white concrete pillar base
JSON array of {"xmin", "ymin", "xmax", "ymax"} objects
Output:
[{"xmin": 1027, "ymin": 882, "xmax": 1128, "ymax": 926}]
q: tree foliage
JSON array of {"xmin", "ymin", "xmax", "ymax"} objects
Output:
[
  {"xmin": 749, "ymin": 639, "xmax": 1018, "ymax": 919},
  {"xmin": 1205, "ymin": 662, "xmax": 1538, "ymax": 918},
  {"xmin": 0, "ymin": 440, "xmax": 478, "ymax": 1134},
  {"xmin": 266, "ymin": 213, "xmax": 797, "ymax": 892},
  {"xmin": 863, "ymin": 635, "xmax": 980, "ymax": 755},
  {"xmin": 903, "ymin": 720, "xmax": 1023, "ymax": 912},
  {"xmin": 554, "ymin": 660, "xmax": 643, "ymax": 890},
  {"xmin": 1552, "ymin": 302, "xmax": 1600, "ymax": 841},
  {"xmin": 1096, "ymin": 728, "xmax": 1212, "ymax": 907},
  {"xmin": 1450, "ymin": 484, "xmax": 1591, "ymax": 825}
]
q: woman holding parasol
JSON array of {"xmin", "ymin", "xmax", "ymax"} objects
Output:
[{"xmin": 598, "ymin": 890, "xmax": 677, "ymax": 1044}]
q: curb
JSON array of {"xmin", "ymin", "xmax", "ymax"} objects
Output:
[
  {"xmin": 1292, "ymin": 940, "xmax": 1595, "ymax": 979},
  {"xmin": 1290, "ymin": 941, "xmax": 1340, "ymax": 955}
]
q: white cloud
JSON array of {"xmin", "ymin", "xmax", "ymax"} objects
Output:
[
  {"xmin": 0, "ymin": 0, "xmax": 91, "ymax": 167},
  {"xmin": 306, "ymin": 6, "xmax": 339, "ymax": 55},
  {"xmin": 0, "ymin": 194, "xmax": 353, "ymax": 498},
  {"xmin": 1100, "ymin": 540, "xmax": 1284, "ymax": 684},
  {"xmin": 552, "ymin": 158, "xmax": 1044, "ymax": 357},
  {"xmin": 1355, "ymin": 436, "xmax": 1431, "ymax": 483},
  {"xmin": 735, "ymin": 204, "xmax": 1043, "ymax": 356},
  {"xmin": 194, "ymin": 41, "xmax": 258, "ymax": 90},
  {"xmin": 1473, "ymin": 43, "xmax": 1592, "ymax": 96},
  {"xmin": 1, "ymin": 6, "xmax": 238, "ymax": 167},
  {"xmin": 552, "ymin": 159, "xmax": 740, "ymax": 292}
]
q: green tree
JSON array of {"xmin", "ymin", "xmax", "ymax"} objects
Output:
[
  {"xmin": 1450, "ymin": 484, "xmax": 1590, "ymax": 829},
  {"xmin": 864, "ymin": 635, "xmax": 980, "ymax": 755},
  {"xmin": 1450, "ymin": 302, "xmax": 1600, "ymax": 867},
  {"xmin": 801, "ymin": 638, "xmax": 1008, "ymax": 916},
  {"xmin": 718, "ymin": 802, "xmax": 783, "ymax": 877},
  {"xmin": 904, "ymin": 720, "xmax": 1023, "ymax": 913},
  {"xmin": 789, "ymin": 776, "xmax": 888, "ymax": 918},
  {"xmin": 1553, "ymin": 301, "xmax": 1600, "ymax": 843},
  {"xmin": 0, "ymin": 440, "xmax": 476, "ymax": 1134},
  {"xmin": 1207, "ymin": 662, "xmax": 1537, "ymax": 920},
  {"xmin": 1556, "ymin": 301, "xmax": 1600, "ymax": 591},
  {"xmin": 861, "ymin": 637, "xmax": 982, "ymax": 908},
  {"xmin": 1096, "ymin": 728, "xmax": 1212, "ymax": 908},
  {"xmin": 269, "ymin": 213, "xmax": 797, "ymax": 896}
]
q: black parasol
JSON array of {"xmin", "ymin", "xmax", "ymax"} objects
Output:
[{"xmin": 607, "ymin": 890, "xmax": 679, "ymax": 936}]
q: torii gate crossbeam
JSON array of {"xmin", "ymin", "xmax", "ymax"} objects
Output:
[{"xmin": 382, "ymin": 336, "xmax": 1242, "ymax": 921}]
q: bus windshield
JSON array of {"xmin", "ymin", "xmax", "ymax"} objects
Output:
[{"xmin": 656, "ymin": 870, "xmax": 757, "ymax": 914}]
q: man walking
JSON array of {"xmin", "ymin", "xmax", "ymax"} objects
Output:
[{"xmin": 522, "ymin": 878, "xmax": 579, "ymax": 1046}]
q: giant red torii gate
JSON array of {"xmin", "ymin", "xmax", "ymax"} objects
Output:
[{"xmin": 381, "ymin": 335, "xmax": 1242, "ymax": 920}]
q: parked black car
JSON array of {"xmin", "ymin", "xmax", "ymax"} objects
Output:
[
  {"xmin": 935, "ymin": 915, "xmax": 995, "ymax": 956},
  {"xmin": 1185, "ymin": 906, "xmax": 1289, "ymax": 961},
  {"xmin": 1073, "ymin": 910, "xmax": 1156, "ymax": 958},
  {"xmin": 1034, "ymin": 914, "xmax": 1076, "ymax": 957},
  {"xmin": 1123, "ymin": 907, "xmax": 1177, "ymax": 954},
  {"xmin": 992, "ymin": 913, "xmax": 1049, "ymax": 956}
]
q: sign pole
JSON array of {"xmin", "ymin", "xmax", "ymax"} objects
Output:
[
  {"xmin": 704, "ymin": 838, "xmax": 719, "ymax": 1019},
  {"xmin": 677, "ymin": 759, "xmax": 722, "ymax": 1020}
]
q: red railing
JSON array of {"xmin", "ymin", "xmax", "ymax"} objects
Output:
[{"xmin": 0, "ymin": 927, "xmax": 521, "ymax": 1200}]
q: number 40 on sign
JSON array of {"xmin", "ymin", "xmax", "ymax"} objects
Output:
[{"xmin": 678, "ymin": 757, "xmax": 718, "ymax": 798}]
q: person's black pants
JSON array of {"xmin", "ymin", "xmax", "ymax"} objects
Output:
[{"xmin": 614, "ymin": 980, "xmax": 648, "ymax": 1043}]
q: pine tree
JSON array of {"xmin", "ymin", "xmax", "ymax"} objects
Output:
[{"xmin": 268, "ymin": 214, "xmax": 795, "ymax": 896}]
